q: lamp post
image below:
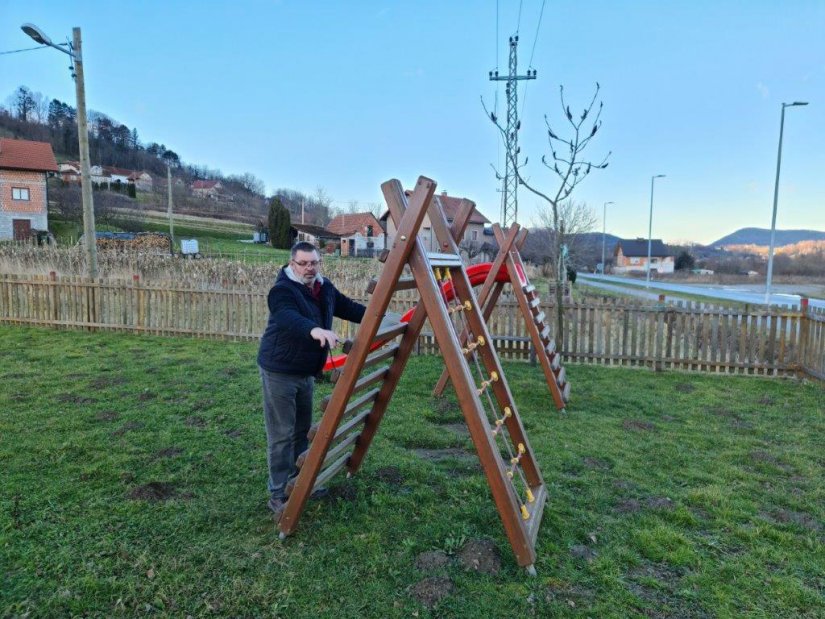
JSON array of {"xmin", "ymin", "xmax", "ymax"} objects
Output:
[
  {"xmin": 765, "ymin": 101, "xmax": 808, "ymax": 305},
  {"xmin": 646, "ymin": 174, "xmax": 666, "ymax": 287},
  {"xmin": 22, "ymin": 23, "xmax": 97, "ymax": 277},
  {"xmin": 601, "ymin": 201, "xmax": 614, "ymax": 273}
]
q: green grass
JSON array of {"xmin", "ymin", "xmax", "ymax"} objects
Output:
[{"xmin": 1, "ymin": 326, "xmax": 823, "ymax": 617}]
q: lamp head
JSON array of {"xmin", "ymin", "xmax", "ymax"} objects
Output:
[
  {"xmin": 654, "ymin": 174, "xmax": 666, "ymax": 179},
  {"xmin": 791, "ymin": 101, "xmax": 809, "ymax": 107},
  {"xmin": 21, "ymin": 23, "xmax": 51, "ymax": 46}
]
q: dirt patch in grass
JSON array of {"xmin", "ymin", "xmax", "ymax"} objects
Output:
[
  {"xmin": 128, "ymin": 481, "xmax": 180, "ymax": 502},
  {"xmin": 569, "ymin": 544, "xmax": 598, "ymax": 562},
  {"xmin": 646, "ymin": 496, "xmax": 675, "ymax": 510},
  {"xmin": 763, "ymin": 509, "xmax": 822, "ymax": 532},
  {"xmin": 112, "ymin": 421, "xmax": 144, "ymax": 436},
  {"xmin": 750, "ymin": 450, "xmax": 781, "ymax": 464},
  {"xmin": 90, "ymin": 375, "xmax": 127, "ymax": 389},
  {"xmin": 374, "ymin": 466, "xmax": 405, "ymax": 485},
  {"xmin": 758, "ymin": 394, "xmax": 775, "ymax": 406},
  {"xmin": 674, "ymin": 383, "xmax": 695, "ymax": 393},
  {"xmin": 185, "ymin": 416, "xmax": 207, "ymax": 428},
  {"xmin": 327, "ymin": 483, "xmax": 357, "ymax": 502},
  {"xmin": 219, "ymin": 366, "xmax": 240, "ymax": 378},
  {"xmin": 545, "ymin": 582, "xmax": 596, "ymax": 606},
  {"xmin": 456, "ymin": 538, "xmax": 501, "ymax": 574},
  {"xmin": 410, "ymin": 576, "xmax": 454, "ymax": 609},
  {"xmin": 430, "ymin": 397, "xmax": 458, "ymax": 416},
  {"xmin": 95, "ymin": 410, "xmax": 119, "ymax": 422},
  {"xmin": 56, "ymin": 393, "xmax": 97, "ymax": 405},
  {"xmin": 155, "ymin": 447, "xmax": 183, "ymax": 459},
  {"xmin": 224, "ymin": 428, "xmax": 243, "ymax": 439},
  {"xmin": 441, "ymin": 422, "xmax": 469, "ymax": 438},
  {"xmin": 414, "ymin": 550, "xmax": 450, "ymax": 572},
  {"xmin": 192, "ymin": 399, "xmax": 214, "ymax": 412},
  {"xmin": 138, "ymin": 391, "xmax": 157, "ymax": 402},
  {"xmin": 623, "ymin": 419, "xmax": 656, "ymax": 432},
  {"xmin": 583, "ymin": 456, "xmax": 613, "ymax": 470},
  {"xmin": 615, "ymin": 498, "xmax": 642, "ymax": 514}
]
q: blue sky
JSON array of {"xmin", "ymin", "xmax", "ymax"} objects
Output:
[{"xmin": 2, "ymin": 1, "xmax": 822, "ymax": 244}]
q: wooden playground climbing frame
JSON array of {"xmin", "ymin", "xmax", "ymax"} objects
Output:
[
  {"xmin": 277, "ymin": 176, "xmax": 547, "ymax": 572},
  {"xmin": 432, "ymin": 223, "xmax": 571, "ymax": 409}
]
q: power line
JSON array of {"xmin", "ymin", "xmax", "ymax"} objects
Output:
[
  {"xmin": 0, "ymin": 45, "xmax": 48, "ymax": 56},
  {"xmin": 520, "ymin": 0, "xmax": 547, "ymax": 119},
  {"xmin": 516, "ymin": 0, "xmax": 524, "ymax": 34}
]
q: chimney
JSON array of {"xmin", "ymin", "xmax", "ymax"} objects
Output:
[{"xmin": 441, "ymin": 190, "xmax": 447, "ymax": 196}]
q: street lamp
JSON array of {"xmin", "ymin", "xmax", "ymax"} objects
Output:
[
  {"xmin": 646, "ymin": 174, "xmax": 666, "ymax": 287},
  {"xmin": 765, "ymin": 101, "xmax": 808, "ymax": 305},
  {"xmin": 22, "ymin": 23, "xmax": 98, "ymax": 277},
  {"xmin": 601, "ymin": 201, "xmax": 614, "ymax": 273}
]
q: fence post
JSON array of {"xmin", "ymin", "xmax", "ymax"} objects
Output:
[
  {"xmin": 133, "ymin": 274, "xmax": 142, "ymax": 330},
  {"xmin": 799, "ymin": 297, "xmax": 809, "ymax": 377}
]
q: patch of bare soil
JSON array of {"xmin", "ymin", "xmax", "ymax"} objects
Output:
[
  {"xmin": 615, "ymin": 498, "xmax": 642, "ymax": 514},
  {"xmin": 430, "ymin": 397, "xmax": 458, "ymax": 416},
  {"xmin": 90, "ymin": 375, "xmax": 127, "ymax": 389},
  {"xmin": 56, "ymin": 393, "xmax": 97, "ymax": 405},
  {"xmin": 219, "ymin": 366, "xmax": 240, "ymax": 378},
  {"xmin": 457, "ymin": 538, "xmax": 501, "ymax": 574},
  {"xmin": 623, "ymin": 419, "xmax": 656, "ymax": 432},
  {"xmin": 758, "ymin": 394, "xmax": 775, "ymax": 406},
  {"xmin": 374, "ymin": 466, "xmax": 405, "ymax": 485},
  {"xmin": 192, "ymin": 399, "xmax": 214, "ymax": 412},
  {"xmin": 155, "ymin": 447, "xmax": 183, "ymax": 459},
  {"xmin": 414, "ymin": 550, "xmax": 450, "ymax": 572},
  {"xmin": 95, "ymin": 410, "xmax": 120, "ymax": 422},
  {"xmin": 138, "ymin": 391, "xmax": 157, "ymax": 402},
  {"xmin": 224, "ymin": 428, "xmax": 243, "ymax": 439},
  {"xmin": 441, "ymin": 422, "xmax": 470, "ymax": 438},
  {"xmin": 185, "ymin": 416, "xmax": 207, "ymax": 428},
  {"xmin": 674, "ymin": 383, "xmax": 695, "ymax": 393},
  {"xmin": 545, "ymin": 582, "xmax": 595, "ymax": 607},
  {"xmin": 569, "ymin": 544, "xmax": 598, "ymax": 562},
  {"xmin": 128, "ymin": 481, "xmax": 179, "ymax": 502},
  {"xmin": 412, "ymin": 447, "xmax": 474, "ymax": 462},
  {"xmin": 749, "ymin": 450, "xmax": 779, "ymax": 464},
  {"xmin": 583, "ymin": 456, "xmax": 613, "ymax": 470},
  {"xmin": 409, "ymin": 576, "xmax": 454, "ymax": 609},
  {"xmin": 646, "ymin": 496, "xmax": 675, "ymax": 510},
  {"xmin": 764, "ymin": 509, "xmax": 822, "ymax": 532},
  {"xmin": 112, "ymin": 421, "xmax": 144, "ymax": 436},
  {"xmin": 327, "ymin": 484, "xmax": 357, "ymax": 502}
]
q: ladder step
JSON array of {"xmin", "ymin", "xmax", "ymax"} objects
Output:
[
  {"xmin": 366, "ymin": 276, "xmax": 418, "ymax": 294},
  {"xmin": 549, "ymin": 352, "xmax": 560, "ymax": 371},
  {"xmin": 426, "ymin": 252, "xmax": 463, "ymax": 268},
  {"xmin": 539, "ymin": 325, "xmax": 551, "ymax": 340},
  {"xmin": 295, "ymin": 429, "xmax": 360, "ymax": 470},
  {"xmin": 312, "ymin": 451, "xmax": 351, "ymax": 491},
  {"xmin": 331, "ymin": 344, "xmax": 400, "ymax": 383},
  {"xmin": 342, "ymin": 322, "xmax": 408, "ymax": 354},
  {"xmin": 377, "ymin": 248, "xmax": 390, "ymax": 263},
  {"xmin": 555, "ymin": 366, "xmax": 566, "ymax": 387},
  {"xmin": 321, "ymin": 368, "xmax": 387, "ymax": 410},
  {"xmin": 533, "ymin": 311, "xmax": 545, "ymax": 325},
  {"xmin": 523, "ymin": 284, "xmax": 536, "ymax": 295},
  {"xmin": 545, "ymin": 340, "xmax": 556, "ymax": 356},
  {"xmin": 529, "ymin": 297, "xmax": 541, "ymax": 309},
  {"xmin": 561, "ymin": 381, "xmax": 571, "ymax": 403}
]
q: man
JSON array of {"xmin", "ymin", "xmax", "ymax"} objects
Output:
[{"xmin": 257, "ymin": 241, "xmax": 366, "ymax": 519}]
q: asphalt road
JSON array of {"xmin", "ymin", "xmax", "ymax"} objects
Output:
[{"xmin": 577, "ymin": 273, "xmax": 825, "ymax": 310}]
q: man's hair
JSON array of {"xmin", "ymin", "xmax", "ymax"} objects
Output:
[{"xmin": 291, "ymin": 241, "xmax": 319, "ymax": 257}]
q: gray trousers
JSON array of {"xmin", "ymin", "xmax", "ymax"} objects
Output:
[{"xmin": 259, "ymin": 367, "xmax": 315, "ymax": 499}]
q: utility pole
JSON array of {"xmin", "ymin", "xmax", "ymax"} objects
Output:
[
  {"xmin": 489, "ymin": 35, "xmax": 536, "ymax": 228},
  {"xmin": 167, "ymin": 165, "xmax": 174, "ymax": 246}
]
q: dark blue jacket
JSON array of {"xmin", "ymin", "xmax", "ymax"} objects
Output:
[{"xmin": 257, "ymin": 267, "xmax": 366, "ymax": 375}]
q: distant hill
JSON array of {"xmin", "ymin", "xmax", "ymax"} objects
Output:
[{"xmin": 711, "ymin": 228, "xmax": 825, "ymax": 248}]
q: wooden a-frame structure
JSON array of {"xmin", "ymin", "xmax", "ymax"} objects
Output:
[
  {"xmin": 277, "ymin": 176, "xmax": 547, "ymax": 573},
  {"xmin": 432, "ymin": 223, "xmax": 571, "ymax": 410}
]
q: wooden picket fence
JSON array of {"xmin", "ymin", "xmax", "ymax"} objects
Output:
[{"xmin": 1, "ymin": 273, "xmax": 822, "ymax": 380}]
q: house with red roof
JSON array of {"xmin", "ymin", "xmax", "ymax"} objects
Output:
[
  {"xmin": 379, "ymin": 190, "xmax": 490, "ymax": 254},
  {"xmin": 191, "ymin": 179, "xmax": 223, "ymax": 199},
  {"xmin": 326, "ymin": 211, "xmax": 384, "ymax": 257},
  {"xmin": 0, "ymin": 138, "xmax": 58, "ymax": 240}
]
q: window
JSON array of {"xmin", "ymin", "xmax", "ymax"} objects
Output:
[
  {"xmin": 12, "ymin": 188, "xmax": 30, "ymax": 201},
  {"xmin": 471, "ymin": 230, "xmax": 478, "ymax": 240}
]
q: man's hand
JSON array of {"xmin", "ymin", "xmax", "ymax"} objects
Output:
[{"xmin": 310, "ymin": 327, "xmax": 340, "ymax": 349}]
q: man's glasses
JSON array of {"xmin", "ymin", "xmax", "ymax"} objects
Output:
[{"xmin": 292, "ymin": 260, "xmax": 321, "ymax": 268}]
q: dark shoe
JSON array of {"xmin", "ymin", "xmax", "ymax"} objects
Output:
[{"xmin": 268, "ymin": 496, "xmax": 287, "ymax": 519}]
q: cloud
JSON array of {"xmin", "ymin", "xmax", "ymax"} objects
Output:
[{"xmin": 756, "ymin": 82, "xmax": 770, "ymax": 99}]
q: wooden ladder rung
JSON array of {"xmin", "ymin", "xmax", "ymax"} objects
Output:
[
  {"xmin": 331, "ymin": 345, "xmax": 399, "ymax": 383},
  {"xmin": 545, "ymin": 339, "xmax": 556, "ymax": 355},
  {"xmin": 367, "ymin": 276, "xmax": 417, "ymax": 294},
  {"xmin": 295, "ymin": 429, "xmax": 360, "ymax": 470},
  {"xmin": 427, "ymin": 252, "xmax": 463, "ymax": 267},
  {"xmin": 523, "ymin": 284, "xmax": 536, "ymax": 295},
  {"xmin": 549, "ymin": 353, "xmax": 560, "ymax": 371},
  {"xmin": 539, "ymin": 325, "xmax": 551, "ymax": 340},
  {"xmin": 529, "ymin": 297, "xmax": 541, "ymax": 309},
  {"xmin": 322, "ymin": 366, "xmax": 387, "ymax": 408},
  {"xmin": 561, "ymin": 381, "xmax": 571, "ymax": 403},
  {"xmin": 342, "ymin": 322, "xmax": 407, "ymax": 354},
  {"xmin": 312, "ymin": 451, "xmax": 351, "ymax": 491},
  {"xmin": 533, "ymin": 311, "xmax": 545, "ymax": 324},
  {"xmin": 525, "ymin": 485, "xmax": 547, "ymax": 544},
  {"xmin": 555, "ymin": 366, "xmax": 566, "ymax": 386},
  {"xmin": 320, "ymin": 385, "xmax": 380, "ymax": 414},
  {"xmin": 334, "ymin": 406, "xmax": 373, "ymax": 441}
]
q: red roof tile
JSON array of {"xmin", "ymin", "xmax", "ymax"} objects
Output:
[
  {"xmin": 0, "ymin": 138, "xmax": 58, "ymax": 172},
  {"xmin": 435, "ymin": 193, "xmax": 490, "ymax": 224},
  {"xmin": 192, "ymin": 180, "xmax": 221, "ymax": 190},
  {"xmin": 327, "ymin": 212, "xmax": 384, "ymax": 236}
]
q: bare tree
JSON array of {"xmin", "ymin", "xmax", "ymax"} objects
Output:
[{"xmin": 484, "ymin": 83, "xmax": 610, "ymax": 342}]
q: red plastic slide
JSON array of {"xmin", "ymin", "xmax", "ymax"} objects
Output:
[{"xmin": 322, "ymin": 261, "xmax": 526, "ymax": 371}]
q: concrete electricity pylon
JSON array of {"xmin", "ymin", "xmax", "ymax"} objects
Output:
[{"xmin": 489, "ymin": 35, "xmax": 536, "ymax": 228}]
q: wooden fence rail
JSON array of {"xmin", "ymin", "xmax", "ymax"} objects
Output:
[{"xmin": 1, "ymin": 274, "xmax": 822, "ymax": 380}]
